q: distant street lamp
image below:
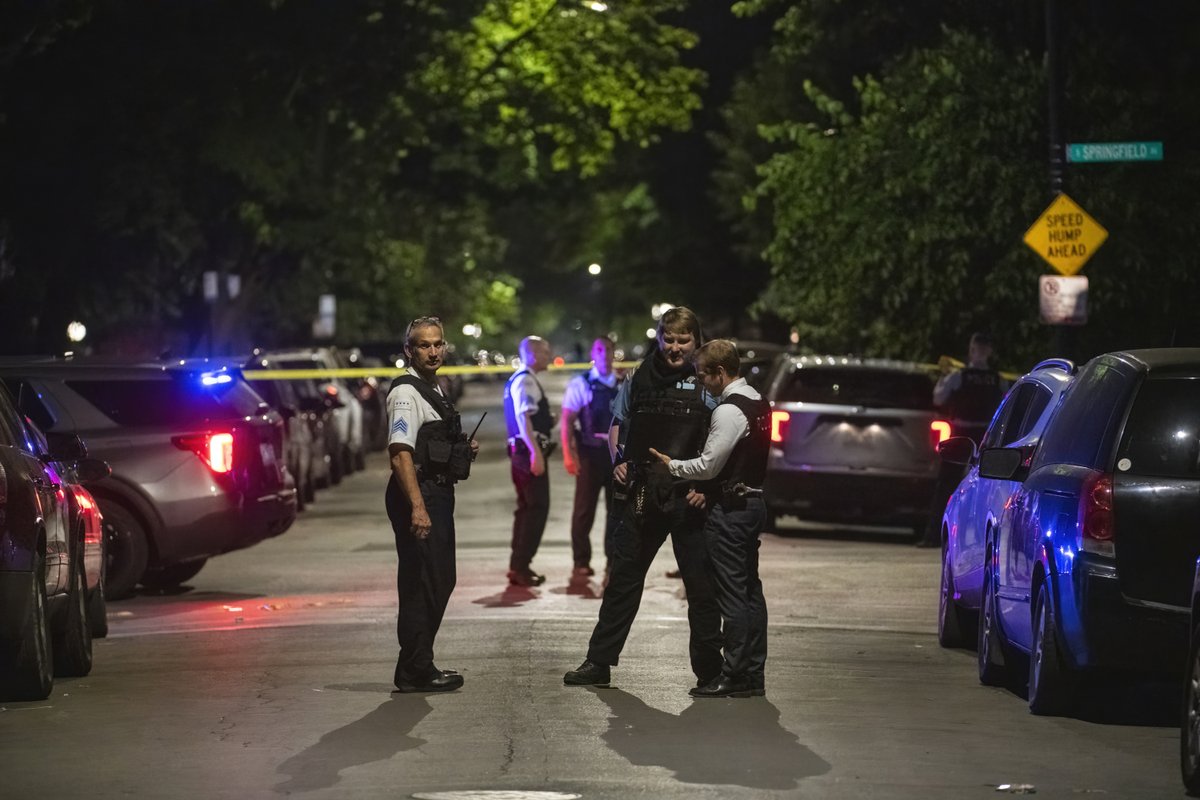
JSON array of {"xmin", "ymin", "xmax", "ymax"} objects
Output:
[
  {"xmin": 650, "ymin": 302, "xmax": 673, "ymax": 320},
  {"xmin": 588, "ymin": 263, "xmax": 602, "ymax": 276},
  {"xmin": 645, "ymin": 327, "xmax": 657, "ymax": 339},
  {"xmin": 67, "ymin": 321, "xmax": 87, "ymax": 342}
]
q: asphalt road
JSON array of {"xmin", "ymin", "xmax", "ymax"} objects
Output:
[{"xmin": 0, "ymin": 376, "xmax": 1183, "ymax": 799}]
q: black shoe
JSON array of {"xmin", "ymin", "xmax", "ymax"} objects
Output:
[
  {"xmin": 690, "ymin": 676, "xmax": 754, "ymax": 698},
  {"xmin": 564, "ymin": 660, "xmax": 611, "ymax": 686},
  {"xmin": 572, "ymin": 565, "xmax": 595, "ymax": 577},
  {"xmin": 394, "ymin": 671, "xmax": 464, "ymax": 693},
  {"xmin": 508, "ymin": 569, "xmax": 546, "ymax": 587},
  {"xmin": 749, "ymin": 675, "xmax": 766, "ymax": 697}
]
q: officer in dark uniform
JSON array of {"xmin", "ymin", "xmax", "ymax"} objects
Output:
[
  {"xmin": 385, "ymin": 316, "xmax": 479, "ymax": 692},
  {"xmin": 560, "ymin": 336, "xmax": 621, "ymax": 576},
  {"xmin": 919, "ymin": 331, "xmax": 1007, "ymax": 547},
  {"xmin": 503, "ymin": 335, "xmax": 554, "ymax": 586},
  {"xmin": 649, "ymin": 339, "xmax": 771, "ymax": 698},
  {"xmin": 563, "ymin": 307, "xmax": 723, "ymax": 690}
]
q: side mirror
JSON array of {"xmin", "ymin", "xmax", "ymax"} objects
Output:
[
  {"xmin": 74, "ymin": 458, "xmax": 112, "ymax": 484},
  {"xmin": 44, "ymin": 431, "xmax": 87, "ymax": 461},
  {"xmin": 937, "ymin": 436, "xmax": 976, "ymax": 466},
  {"xmin": 978, "ymin": 447, "xmax": 1024, "ymax": 481}
]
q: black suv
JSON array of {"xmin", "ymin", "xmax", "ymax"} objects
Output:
[{"xmin": 0, "ymin": 360, "xmax": 297, "ymax": 598}]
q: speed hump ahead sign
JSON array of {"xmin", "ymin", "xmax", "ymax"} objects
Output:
[{"xmin": 1023, "ymin": 193, "xmax": 1108, "ymax": 276}]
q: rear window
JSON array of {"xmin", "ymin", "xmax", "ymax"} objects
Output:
[
  {"xmin": 1116, "ymin": 377, "xmax": 1200, "ymax": 479},
  {"xmin": 66, "ymin": 376, "xmax": 265, "ymax": 426},
  {"xmin": 774, "ymin": 367, "xmax": 933, "ymax": 410},
  {"xmin": 1035, "ymin": 359, "xmax": 1134, "ymax": 470}
]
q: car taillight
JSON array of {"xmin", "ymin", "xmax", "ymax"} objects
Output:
[
  {"xmin": 1079, "ymin": 471, "xmax": 1114, "ymax": 556},
  {"xmin": 173, "ymin": 432, "xmax": 235, "ymax": 474},
  {"xmin": 930, "ymin": 420, "xmax": 952, "ymax": 448},
  {"xmin": 770, "ymin": 410, "xmax": 790, "ymax": 447},
  {"xmin": 72, "ymin": 485, "xmax": 104, "ymax": 545}
]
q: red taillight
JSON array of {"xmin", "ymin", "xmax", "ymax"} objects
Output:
[
  {"xmin": 1080, "ymin": 471, "xmax": 1114, "ymax": 555},
  {"xmin": 173, "ymin": 432, "xmax": 235, "ymax": 474},
  {"xmin": 930, "ymin": 420, "xmax": 952, "ymax": 448},
  {"xmin": 72, "ymin": 486, "xmax": 103, "ymax": 545},
  {"xmin": 770, "ymin": 410, "xmax": 790, "ymax": 446}
]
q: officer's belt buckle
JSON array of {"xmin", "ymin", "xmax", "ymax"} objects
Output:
[{"xmin": 730, "ymin": 482, "xmax": 763, "ymax": 498}]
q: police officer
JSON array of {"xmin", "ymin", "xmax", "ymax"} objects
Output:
[
  {"xmin": 648, "ymin": 339, "xmax": 770, "ymax": 698},
  {"xmin": 563, "ymin": 307, "xmax": 723, "ymax": 690},
  {"xmin": 385, "ymin": 316, "xmax": 479, "ymax": 692},
  {"xmin": 504, "ymin": 335, "xmax": 554, "ymax": 586},
  {"xmin": 560, "ymin": 336, "xmax": 620, "ymax": 577},
  {"xmin": 919, "ymin": 331, "xmax": 1008, "ymax": 547}
]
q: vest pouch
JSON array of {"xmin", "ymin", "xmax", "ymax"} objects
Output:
[
  {"xmin": 447, "ymin": 439, "xmax": 472, "ymax": 481},
  {"xmin": 426, "ymin": 438, "xmax": 453, "ymax": 467}
]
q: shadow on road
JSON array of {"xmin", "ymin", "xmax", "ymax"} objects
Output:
[
  {"xmin": 472, "ymin": 585, "xmax": 540, "ymax": 608},
  {"xmin": 548, "ymin": 574, "xmax": 603, "ymax": 600},
  {"xmin": 589, "ymin": 687, "xmax": 829, "ymax": 790},
  {"xmin": 273, "ymin": 695, "xmax": 433, "ymax": 794}
]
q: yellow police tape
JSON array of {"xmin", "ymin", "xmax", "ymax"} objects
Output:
[{"xmin": 242, "ymin": 357, "xmax": 1022, "ymax": 382}]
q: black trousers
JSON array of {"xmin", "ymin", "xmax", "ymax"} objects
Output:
[
  {"xmin": 386, "ymin": 477, "xmax": 457, "ymax": 685},
  {"xmin": 705, "ymin": 497, "xmax": 768, "ymax": 683},
  {"xmin": 586, "ymin": 490, "xmax": 723, "ymax": 681},
  {"xmin": 510, "ymin": 455, "xmax": 549, "ymax": 573},
  {"xmin": 570, "ymin": 444, "xmax": 613, "ymax": 568}
]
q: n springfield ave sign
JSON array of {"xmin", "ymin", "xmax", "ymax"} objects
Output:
[{"xmin": 1023, "ymin": 193, "xmax": 1108, "ymax": 276}]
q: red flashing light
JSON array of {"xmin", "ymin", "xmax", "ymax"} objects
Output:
[
  {"xmin": 930, "ymin": 420, "xmax": 952, "ymax": 448},
  {"xmin": 173, "ymin": 432, "xmax": 235, "ymax": 474},
  {"xmin": 770, "ymin": 410, "xmax": 791, "ymax": 445}
]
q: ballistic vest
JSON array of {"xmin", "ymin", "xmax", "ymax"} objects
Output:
[
  {"xmin": 578, "ymin": 374, "xmax": 619, "ymax": 449},
  {"xmin": 945, "ymin": 368, "xmax": 1003, "ymax": 426},
  {"xmin": 716, "ymin": 393, "xmax": 771, "ymax": 489},
  {"xmin": 388, "ymin": 375, "xmax": 468, "ymax": 481},
  {"xmin": 625, "ymin": 369, "xmax": 711, "ymax": 465},
  {"xmin": 504, "ymin": 369, "xmax": 552, "ymax": 438}
]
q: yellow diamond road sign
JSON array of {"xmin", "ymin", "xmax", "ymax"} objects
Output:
[{"xmin": 1023, "ymin": 193, "xmax": 1108, "ymax": 276}]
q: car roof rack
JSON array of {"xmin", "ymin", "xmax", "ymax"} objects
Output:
[{"xmin": 1032, "ymin": 358, "xmax": 1076, "ymax": 374}]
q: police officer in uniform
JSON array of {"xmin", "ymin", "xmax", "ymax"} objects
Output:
[
  {"xmin": 561, "ymin": 336, "xmax": 620, "ymax": 577},
  {"xmin": 649, "ymin": 339, "xmax": 770, "ymax": 698},
  {"xmin": 919, "ymin": 331, "xmax": 1007, "ymax": 547},
  {"xmin": 504, "ymin": 335, "xmax": 554, "ymax": 586},
  {"xmin": 385, "ymin": 316, "xmax": 479, "ymax": 692},
  {"xmin": 564, "ymin": 307, "xmax": 723, "ymax": 690}
]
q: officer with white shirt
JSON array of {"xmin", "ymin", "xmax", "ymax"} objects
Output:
[
  {"xmin": 649, "ymin": 339, "xmax": 771, "ymax": 699},
  {"xmin": 385, "ymin": 316, "xmax": 478, "ymax": 693},
  {"xmin": 560, "ymin": 336, "xmax": 620, "ymax": 577},
  {"xmin": 503, "ymin": 335, "xmax": 554, "ymax": 586}
]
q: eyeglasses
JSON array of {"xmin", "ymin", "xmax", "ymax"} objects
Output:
[{"xmin": 404, "ymin": 316, "xmax": 444, "ymax": 345}]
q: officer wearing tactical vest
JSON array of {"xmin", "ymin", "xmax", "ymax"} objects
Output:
[
  {"xmin": 385, "ymin": 316, "xmax": 479, "ymax": 692},
  {"xmin": 504, "ymin": 335, "xmax": 554, "ymax": 587},
  {"xmin": 564, "ymin": 306, "xmax": 722, "ymax": 691},
  {"xmin": 560, "ymin": 336, "xmax": 620, "ymax": 577},
  {"xmin": 648, "ymin": 339, "xmax": 771, "ymax": 698}
]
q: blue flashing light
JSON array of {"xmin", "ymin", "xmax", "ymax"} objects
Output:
[{"xmin": 201, "ymin": 371, "xmax": 234, "ymax": 387}]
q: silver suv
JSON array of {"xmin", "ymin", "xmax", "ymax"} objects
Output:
[
  {"xmin": 0, "ymin": 360, "xmax": 297, "ymax": 598},
  {"xmin": 762, "ymin": 355, "xmax": 945, "ymax": 535}
]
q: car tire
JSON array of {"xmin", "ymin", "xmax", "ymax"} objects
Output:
[
  {"xmin": 0, "ymin": 550, "xmax": 54, "ymax": 701},
  {"xmin": 140, "ymin": 558, "xmax": 207, "ymax": 590},
  {"xmin": 1181, "ymin": 623, "xmax": 1200, "ymax": 796},
  {"xmin": 102, "ymin": 502, "xmax": 150, "ymax": 600},
  {"xmin": 87, "ymin": 575, "xmax": 108, "ymax": 639},
  {"xmin": 328, "ymin": 448, "xmax": 343, "ymax": 486},
  {"xmin": 978, "ymin": 556, "xmax": 1010, "ymax": 686},
  {"xmin": 1028, "ymin": 581, "xmax": 1074, "ymax": 715},
  {"xmin": 304, "ymin": 472, "xmax": 316, "ymax": 504},
  {"xmin": 52, "ymin": 548, "xmax": 93, "ymax": 678},
  {"xmin": 354, "ymin": 448, "xmax": 366, "ymax": 472},
  {"xmin": 938, "ymin": 547, "xmax": 969, "ymax": 648}
]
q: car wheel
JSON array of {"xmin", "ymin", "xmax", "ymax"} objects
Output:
[
  {"xmin": 978, "ymin": 556, "xmax": 1010, "ymax": 686},
  {"xmin": 1029, "ymin": 581, "xmax": 1074, "ymax": 715},
  {"xmin": 102, "ymin": 502, "xmax": 150, "ymax": 600},
  {"xmin": 328, "ymin": 449, "xmax": 343, "ymax": 486},
  {"xmin": 355, "ymin": 448, "xmax": 366, "ymax": 472},
  {"xmin": 1181, "ymin": 624, "xmax": 1200, "ymax": 796},
  {"xmin": 52, "ymin": 548, "xmax": 93, "ymax": 678},
  {"xmin": 938, "ymin": 547, "xmax": 968, "ymax": 648},
  {"xmin": 87, "ymin": 574, "xmax": 108, "ymax": 639},
  {"xmin": 0, "ymin": 549, "xmax": 54, "ymax": 700},
  {"xmin": 304, "ymin": 471, "xmax": 316, "ymax": 504},
  {"xmin": 140, "ymin": 558, "xmax": 207, "ymax": 590}
]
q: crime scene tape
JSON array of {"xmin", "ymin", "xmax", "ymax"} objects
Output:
[{"xmin": 242, "ymin": 361, "xmax": 643, "ymax": 380}]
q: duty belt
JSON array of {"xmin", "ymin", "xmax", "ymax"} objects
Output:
[{"xmin": 726, "ymin": 482, "xmax": 763, "ymax": 498}]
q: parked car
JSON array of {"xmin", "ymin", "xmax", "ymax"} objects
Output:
[
  {"xmin": 936, "ymin": 358, "xmax": 1076, "ymax": 648},
  {"xmin": 262, "ymin": 348, "xmax": 365, "ymax": 475},
  {"xmin": 244, "ymin": 374, "xmax": 317, "ymax": 510},
  {"xmin": 247, "ymin": 353, "xmax": 343, "ymax": 487},
  {"xmin": 331, "ymin": 347, "xmax": 388, "ymax": 452},
  {"xmin": 0, "ymin": 384, "xmax": 109, "ymax": 700},
  {"xmin": 1181, "ymin": 559, "xmax": 1200, "ymax": 795},
  {"xmin": 762, "ymin": 356, "xmax": 948, "ymax": 535},
  {"xmin": 978, "ymin": 348, "xmax": 1200, "ymax": 714},
  {"xmin": 733, "ymin": 340, "xmax": 790, "ymax": 392},
  {"xmin": 0, "ymin": 360, "xmax": 298, "ymax": 599}
]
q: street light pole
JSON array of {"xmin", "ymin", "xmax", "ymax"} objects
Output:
[{"xmin": 1046, "ymin": 0, "xmax": 1065, "ymax": 197}]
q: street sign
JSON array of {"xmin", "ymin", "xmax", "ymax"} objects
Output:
[
  {"xmin": 1023, "ymin": 193, "xmax": 1108, "ymax": 276},
  {"xmin": 1067, "ymin": 141, "xmax": 1163, "ymax": 163},
  {"xmin": 1039, "ymin": 275, "xmax": 1088, "ymax": 326}
]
